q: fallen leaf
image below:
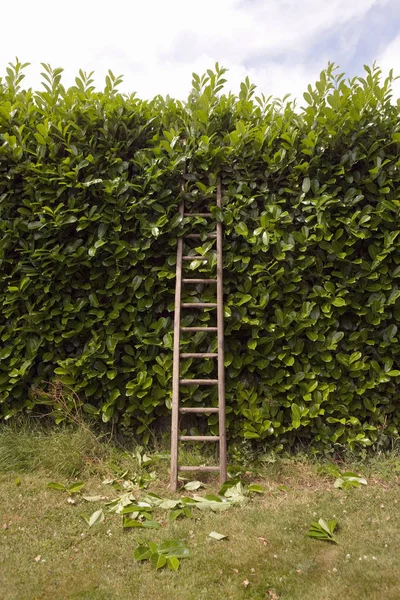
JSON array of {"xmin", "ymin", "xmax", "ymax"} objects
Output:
[
  {"xmin": 233, "ymin": 568, "xmax": 239, "ymax": 574},
  {"xmin": 47, "ymin": 482, "xmax": 66, "ymax": 491},
  {"xmin": 81, "ymin": 509, "xmax": 105, "ymax": 528},
  {"xmin": 184, "ymin": 480, "xmax": 204, "ymax": 491},
  {"xmin": 277, "ymin": 485, "xmax": 290, "ymax": 492},
  {"xmin": 247, "ymin": 483, "xmax": 265, "ymax": 494},
  {"xmin": 82, "ymin": 495, "xmax": 107, "ymax": 502},
  {"xmin": 34, "ymin": 555, "xmax": 41, "ymax": 562},
  {"xmin": 242, "ymin": 579, "xmax": 250, "ymax": 587},
  {"xmin": 209, "ymin": 531, "xmax": 228, "ymax": 541},
  {"xmin": 258, "ymin": 536, "xmax": 268, "ymax": 546},
  {"xmin": 67, "ymin": 497, "xmax": 76, "ymax": 505},
  {"xmin": 268, "ymin": 589, "xmax": 280, "ymax": 600}
]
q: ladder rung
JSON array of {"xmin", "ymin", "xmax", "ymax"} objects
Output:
[
  {"xmin": 184, "ymin": 233, "xmax": 217, "ymax": 239},
  {"xmin": 182, "ymin": 279, "xmax": 217, "ymax": 284},
  {"xmin": 179, "ymin": 407, "xmax": 219, "ymax": 413},
  {"xmin": 179, "ymin": 378, "xmax": 218, "ymax": 385},
  {"xmin": 179, "ymin": 435, "xmax": 220, "ymax": 442},
  {"xmin": 183, "ymin": 213, "xmax": 212, "ymax": 217},
  {"xmin": 181, "ymin": 326, "xmax": 218, "ymax": 332},
  {"xmin": 182, "ymin": 256, "xmax": 208, "ymax": 261},
  {"xmin": 180, "ymin": 353, "xmax": 218, "ymax": 358},
  {"xmin": 181, "ymin": 302, "xmax": 217, "ymax": 308},
  {"xmin": 179, "ymin": 466, "xmax": 220, "ymax": 472}
]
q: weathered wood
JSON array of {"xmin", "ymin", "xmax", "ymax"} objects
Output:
[
  {"xmin": 182, "ymin": 255, "xmax": 208, "ymax": 261},
  {"xmin": 180, "ymin": 352, "xmax": 218, "ymax": 358},
  {"xmin": 170, "ymin": 175, "xmax": 227, "ymax": 489},
  {"xmin": 179, "ymin": 378, "xmax": 218, "ymax": 385},
  {"xmin": 181, "ymin": 302, "xmax": 217, "ymax": 308},
  {"xmin": 184, "ymin": 233, "xmax": 217, "ymax": 239},
  {"xmin": 216, "ymin": 176, "xmax": 227, "ymax": 485},
  {"xmin": 182, "ymin": 278, "xmax": 217, "ymax": 284},
  {"xmin": 183, "ymin": 212, "xmax": 212, "ymax": 217},
  {"xmin": 179, "ymin": 435, "xmax": 220, "ymax": 442},
  {"xmin": 178, "ymin": 465, "xmax": 220, "ymax": 472},
  {"xmin": 181, "ymin": 326, "xmax": 218, "ymax": 332},
  {"xmin": 179, "ymin": 407, "xmax": 219, "ymax": 413},
  {"xmin": 170, "ymin": 198, "xmax": 184, "ymax": 492}
]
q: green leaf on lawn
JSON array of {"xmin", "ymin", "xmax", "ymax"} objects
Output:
[
  {"xmin": 134, "ymin": 545, "xmax": 152, "ymax": 561},
  {"xmin": 167, "ymin": 556, "xmax": 180, "ymax": 571},
  {"xmin": 68, "ymin": 482, "xmax": 85, "ymax": 494},
  {"xmin": 88, "ymin": 509, "xmax": 105, "ymax": 528},
  {"xmin": 47, "ymin": 482, "xmax": 66, "ymax": 491},
  {"xmin": 150, "ymin": 553, "xmax": 167, "ymax": 569},
  {"xmin": 247, "ymin": 483, "xmax": 265, "ymax": 494},
  {"xmin": 307, "ymin": 518, "xmax": 338, "ymax": 544},
  {"xmin": 183, "ymin": 480, "xmax": 204, "ymax": 491}
]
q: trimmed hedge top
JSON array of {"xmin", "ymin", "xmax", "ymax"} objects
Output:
[{"xmin": 1, "ymin": 60, "xmax": 400, "ymax": 452}]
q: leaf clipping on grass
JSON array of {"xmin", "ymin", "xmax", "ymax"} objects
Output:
[
  {"xmin": 81, "ymin": 508, "xmax": 105, "ymax": 528},
  {"xmin": 183, "ymin": 480, "xmax": 205, "ymax": 491},
  {"xmin": 47, "ymin": 482, "xmax": 66, "ymax": 491},
  {"xmin": 307, "ymin": 518, "xmax": 338, "ymax": 544},
  {"xmin": 209, "ymin": 531, "xmax": 228, "ymax": 541},
  {"xmin": 133, "ymin": 539, "xmax": 190, "ymax": 570},
  {"xmin": 334, "ymin": 472, "xmax": 368, "ymax": 489}
]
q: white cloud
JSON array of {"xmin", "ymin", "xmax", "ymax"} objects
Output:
[
  {"xmin": 376, "ymin": 35, "xmax": 400, "ymax": 100},
  {"xmin": 0, "ymin": 0, "xmax": 395, "ymax": 101}
]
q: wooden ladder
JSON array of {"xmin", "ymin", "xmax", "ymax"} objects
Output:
[{"xmin": 170, "ymin": 177, "xmax": 227, "ymax": 491}]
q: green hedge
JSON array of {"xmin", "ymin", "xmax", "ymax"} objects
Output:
[{"xmin": 1, "ymin": 60, "xmax": 400, "ymax": 452}]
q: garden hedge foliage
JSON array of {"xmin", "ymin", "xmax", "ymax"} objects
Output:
[{"xmin": 1, "ymin": 59, "xmax": 400, "ymax": 452}]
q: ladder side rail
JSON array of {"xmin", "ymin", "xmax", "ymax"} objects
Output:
[
  {"xmin": 216, "ymin": 176, "xmax": 227, "ymax": 484},
  {"xmin": 170, "ymin": 196, "xmax": 185, "ymax": 492}
]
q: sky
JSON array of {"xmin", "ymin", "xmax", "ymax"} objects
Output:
[{"xmin": 1, "ymin": 0, "xmax": 400, "ymax": 102}]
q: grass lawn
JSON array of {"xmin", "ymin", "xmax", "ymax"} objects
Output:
[{"xmin": 0, "ymin": 423, "xmax": 399, "ymax": 600}]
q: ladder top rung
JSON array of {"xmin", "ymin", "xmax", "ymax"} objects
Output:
[
  {"xmin": 182, "ymin": 278, "xmax": 217, "ymax": 284},
  {"xmin": 178, "ymin": 466, "xmax": 220, "ymax": 472},
  {"xmin": 183, "ymin": 213, "xmax": 212, "ymax": 217},
  {"xmin": 179, "ymin": 435, "xmax": 220, "ymax": 442},
  {"xmin": 180, "ymin": 353, "xmax": 218, "ymax": 358},
  {"xmin": 179, "ymin": 407, "xmax": 219, "ymax": 413},
  {"xmin": 181, "ymin": 302, "xmax": 217, "ymax": 308},
  {"xmin": 181, "ymin": 326, "xmax": 218, "ymax": 332},
  {"xmin": 179, "ymin": 378, "xmax": 218, "ymax": 385},
  {"xmin": 182, "ymin": 256, "xmax": 208, "ymax": 261},
  {"xmin": 184, "ymin": 233, "xmax": 217, "ymax": 239}
]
